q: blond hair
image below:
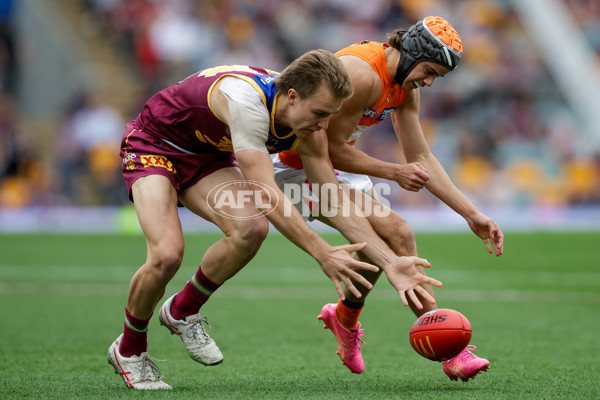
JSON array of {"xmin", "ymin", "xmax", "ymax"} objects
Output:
[{"xmin": 274, "ymin": 49, "xmax": 353, "ymax": 100}]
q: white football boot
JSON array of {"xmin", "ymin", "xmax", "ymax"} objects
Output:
[
  {"xmin": 108, "ymin": 334, "xmax": 172, "ymax": 390},
  {"xmin": 159, "ymin": 294, "xmax": 224, "ymax": 365}
]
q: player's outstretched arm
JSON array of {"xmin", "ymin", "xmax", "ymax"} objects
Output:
[
  {"xmin": 393, "ymin": 92, "xmax": 504, "ymax": 256},
  {"xmin": 418, "ymin": 155, "xmax": 504, "ymax": 256},
  {"xmin": 235, "ymin": 148, "xmax": 379, "ymax": 300},
  {"xmin": 405, "ymin": 147, "xmax": 504, "ymax": 256},
  {"xmin": 298, "ymin": 132, "xmax": 444, "ymax": 301}
]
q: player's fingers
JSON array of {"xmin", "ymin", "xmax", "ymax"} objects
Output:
[
  {"xmin": 410, "ymin": 176, "xmax": 427, "ymax": 188},
  {"xmin": 338, "ymin": 242, "xmax": 367, "ymax": 254},
  {"xmin": 483, "ymin": 238, "xmax": 493, "ymax": 254},
  {"xmin": 399, "ymin": 291, "xmax": 409, "ymax": 307},
  {"xmin": 417, "ymin": 168, "xmax": 430, "ymax": 177},
  {"xmin": 493, "ymin": 230, "xmax": 504, "ymax": 256},
  {"xmin": 413, "ymin": 162, "xmax": 426, "ymax": 170},
  {"xmin": 495, "ymin": 241, "xmax": 504, "ymax": 256},
  {"xmin": 333, "ymin": 280, "xmax": 345, "ymax": 301},
  {"xmin": 345, "ymin": 279, "xmax": 363, "ymax": 299},
  {"xmin": 416, "ymin": 172, "xmax": 429, "ymax": 183},
  {"xmin": 348, "ymin": 271, "xmax": 374, "ymax": 290},
  {"xmin": 416, "ymin": 285, "xmax": 437, "ymax": 304},
  {"xmin": 403, "ymin": 182, "xmax": 419, "ymax": 192},
  {"xmin": 412, "ymin": 181, "xmax": 425, "ymax": 191},
  {"xmin": 414, "ymin": 162, "xmax": 429, "ymax": 175},
  {"xmin": 350, "ymin": 259, "xmax": 379, "ymax": 273},
  {"xmin": 414, "ymin": 257, "xmax": 431, "ymax": 268},
  {"xmin": 493, "ymin": 241, "xmax": 503, "ymax": 256},
  {"xmin": 487, "ymin": 223, "xmax": 503, "ymax": 255},
  {"xmin": 423, "ymin": 276, "xmax": 443, "ymax": 288},
  {"xmin": 408, "ymin": 290, "xmax": 423, "ymax": 310}
]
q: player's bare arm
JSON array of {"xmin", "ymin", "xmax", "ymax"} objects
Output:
[
  {"xmin": 296, "ymin": 130, "xmax": 442, "ymax": 308},
  {"xmin": 393, "ymin": 91, "xmax": 504, "ymax": 256},
  {"xmin": 235, "ymin": 148, "xmax": 379, "ymax": 299}
]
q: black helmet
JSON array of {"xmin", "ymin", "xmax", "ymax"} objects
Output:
[{"xmin": 394, "ymin": 16, "xmax": 463, "ymax": 86}]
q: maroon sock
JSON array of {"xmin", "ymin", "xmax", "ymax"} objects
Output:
[
  {"xmin": 119, "ymin": 308, "xmax": 150, "ymax": 357},
  {"xmin": 171, "ymin": 266, "xmax": 221, "ymax": 321}
]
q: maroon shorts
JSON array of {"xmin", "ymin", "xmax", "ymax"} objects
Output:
[{"xmin": 120, "ymin": 123, "xmax": 238, "ymax": 201}]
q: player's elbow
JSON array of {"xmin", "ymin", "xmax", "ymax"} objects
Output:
[{"xmin": 327, "ymin": 145, "xmax": 346, "ymax": 168}]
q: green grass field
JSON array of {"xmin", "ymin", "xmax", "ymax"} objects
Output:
[{"xmin": 0, "ymin": 231, "xmax": 599, "ymax": 399}]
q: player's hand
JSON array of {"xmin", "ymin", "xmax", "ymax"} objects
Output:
[
  {"xmin": 385, "ymin": 256, "xmax": 442, "ymax": 309},
  {"xmin": 394, "ymin": 162, "xmax": 430, "ymax": 192},
  {"xmin": 317, "ymin": 242, "xmax": 379, "ymax": 301},
  {"xmin": 466, "ymin": 212, "xmax": 504, "ymax": 256}
]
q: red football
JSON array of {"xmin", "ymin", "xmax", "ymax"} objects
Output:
[{"xmin": 409, "ymin": 309, "xmax": 472, "ymax": 361}]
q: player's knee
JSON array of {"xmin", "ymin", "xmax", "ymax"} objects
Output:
[
  {"xmin": 231, "ymin": 217, "xmax": 269, "ymax": 253},
  {"xmin": 387, "ymin": 216, "xmax": 416, "ymax": 255},
  {"xmin": 150, "ymin": 246, "xmax": 184, "ymax": 281}
]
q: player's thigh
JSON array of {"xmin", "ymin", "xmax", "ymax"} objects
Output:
[
  {"xmin": 179, "ymin": 167, "xmax": 268, "ymax": 233},
  {"xmin": 131, "ymin": 174, "xmax": 184, "ymax": 252}
]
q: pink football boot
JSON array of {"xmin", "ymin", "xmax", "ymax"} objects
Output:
[
  {"xmin": 317, "ymin": 303, "xmax": 365, "ymax": 374},
  {"xmin": 442, "ymin": 345, "xmax": 490, "ymax": 381}
]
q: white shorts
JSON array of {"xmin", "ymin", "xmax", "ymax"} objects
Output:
[{"xmin": 272, "ymin": 153, "xmax": 374, "ymax": 220}]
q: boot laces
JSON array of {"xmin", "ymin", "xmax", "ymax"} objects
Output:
[
  {"xmin": 137, "ymin": 355, "xmax": 165, "ymax": 382},
  {"xmin": 186, "ymin": 316, "xmax": 212, "ymax": 344},
  {"xmin": 344, "ymin": 328, "xmax": 365, "ymax": 355},
  {"xmin": 351, "ymin": 329, "xmax": 365, "ymax": 343},
  {"xmin": 456, "ymin": 345, "xmax": 478, "ymax": 362}
]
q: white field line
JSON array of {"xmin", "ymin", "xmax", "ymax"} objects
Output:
[{"xmin": 0, "ymin": 281, "xmax": 598, "ymax": 304}]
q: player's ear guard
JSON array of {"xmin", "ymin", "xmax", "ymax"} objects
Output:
[{"xmin": 395, "ymin": 16, "xmax": 463, "ymax": 85}]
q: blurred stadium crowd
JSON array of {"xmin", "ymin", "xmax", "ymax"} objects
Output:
[{"xmin": 1, "ymin": 0, "xmax": 600, "ymax": 209}]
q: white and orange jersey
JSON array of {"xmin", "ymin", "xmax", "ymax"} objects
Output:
[{"xmin": 279, "ymin": 40, "xmax": 407, "ymax": 169}]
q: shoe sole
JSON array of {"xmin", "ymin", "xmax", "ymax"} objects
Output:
[
  {"xmin": 445, "ymin": 365, "xmax": 490, "ymax": 382},
  {"xmin": 108, "ymin": 359, "xmax": 172, "ymax": 390}
]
